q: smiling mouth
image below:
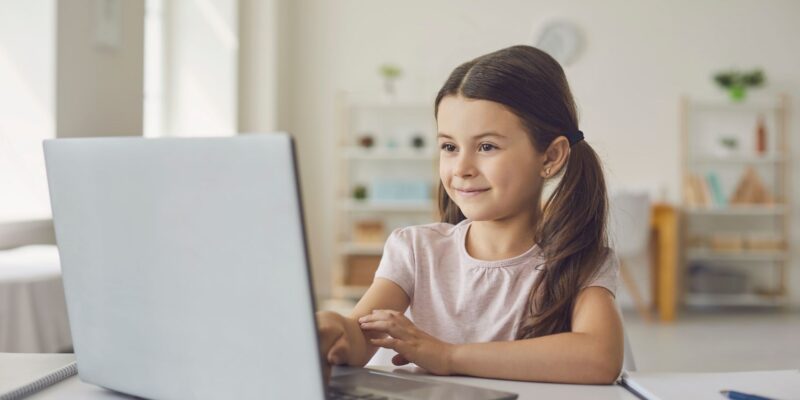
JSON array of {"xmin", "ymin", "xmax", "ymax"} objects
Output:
[{"xmin": 455, "ymin": 188, "xmax": 489, "ymax": 197}]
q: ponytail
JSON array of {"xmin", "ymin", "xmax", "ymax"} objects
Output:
[{"xmin": 516, "ymin": 141, "xmax": 609, "ymax": 339}]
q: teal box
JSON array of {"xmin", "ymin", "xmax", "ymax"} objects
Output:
[{"xmin": 371, "ymin": 180, "xmax": 430, "ymax": 202}]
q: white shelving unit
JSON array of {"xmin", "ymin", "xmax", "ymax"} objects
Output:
[
  {"xmin": 680, "ymin": 94, "xmax": 791, "ymax": 308},
  {"xmin": 332, "ymin": 92, "xmax": 439, "ymax": 301}
]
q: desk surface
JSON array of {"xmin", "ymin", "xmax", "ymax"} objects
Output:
[{"xmin": 4, "ymin": 353, "xmax": 636, "ymax": 399}]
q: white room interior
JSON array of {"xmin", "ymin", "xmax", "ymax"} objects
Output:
[{"xmin": 1, "ymin": 0, "xmax": 799, "ymax": 376}]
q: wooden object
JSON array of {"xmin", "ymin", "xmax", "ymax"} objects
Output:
[
  {"xmin": 730, "ymin": 167, "xmax": 774, "ymax": 205},
  {"xmin": 353, "ymin": 220, "xmax": 384, "ymax": 243},
  {"xmin": 679, "ymin": 95, "xmax": 791, "ymax": 308},
  {"xmin": 651, "ymin": 203, "xmax": 679, "ymax": 322},
  {"xmin": 709, "ymin": 234, "xmax": 744, "ymax": 252},
  {"xmin": 344, "ymin": 255, "xmax": 381, "ymax": 286}
]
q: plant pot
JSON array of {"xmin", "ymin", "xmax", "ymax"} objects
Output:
[{"xmin": 728, "ymin": 85, "xmax": 746, "ymax": 102}]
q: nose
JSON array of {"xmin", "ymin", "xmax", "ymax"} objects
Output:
[{"xmin": 453, "ymin": 151, "xmax": 477, "ymax": 178}]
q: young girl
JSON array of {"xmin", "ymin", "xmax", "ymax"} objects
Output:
[{"xmin": 317, "ymin": 45, "xmax": 623, "ymax": 384}]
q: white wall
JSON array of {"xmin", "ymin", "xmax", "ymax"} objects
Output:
[
  {"xmin": 163, "ymin": 0, "xmax": 238, "ymax": 136},
  {"xmin": 56, "ymin": 0, "xmax": 145, "ymax": 138},
  {"xmin": 0, "ymin": 0, "xmax": 54, "ymax": 221},
  {"xmin": 238, "ymin": 0, "xmax": 284, "ymax": 132},
  {"xmin": 267, "ymin": 0, "xmax": 800, "ymax": 305}
]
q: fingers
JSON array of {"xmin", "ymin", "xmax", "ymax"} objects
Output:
[
  {"xmin": 369, "ymin": 336, "xmax": 399, "ymax": 350},
  {"xmin": 317, "ymin": 311, "xmax": 347, "ymax": 369},
  {"xmin": 358, "ymin": 309, "xmax": 404, "ymax": 323},
  {"xmin": 327, "ymin": 335, "xmax": 350, "ymax": 365},
  {"xmin": 317, "ymin": 312, "xmax": 346, "ymax": 354},
  {"xmin": 358, "ymin": 310, "xmax": 410, "ymax": 339},
  {"xmin": 359, "ymin": 321, "xmax": 410, "ymax": 340}
]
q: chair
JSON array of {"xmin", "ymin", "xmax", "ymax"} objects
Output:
[
  {"xmin": 621, "ymin": 308, "xmax": 637, "ymax": 372},
  {"xmin": 608, "ymin": 191, "xmax": 654, "ymax": 322}
]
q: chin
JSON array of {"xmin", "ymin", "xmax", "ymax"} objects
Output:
[{"xmin": 458, "ymin": 207, "xmax": 498, "ymax": 222}]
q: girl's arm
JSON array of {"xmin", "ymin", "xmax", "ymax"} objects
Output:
[
  {"xmin": 317, "ymin": 278, "xmax": 410, "ymax": 367},
  {"xmin": 449, "ymin": 286, "xmax": 623, "ymax": 384},
  {"xmin": 361, "ymin": 286, "xmax": 623, "ymax": 384}
]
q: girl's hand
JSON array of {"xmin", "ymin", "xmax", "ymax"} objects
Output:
[
  {"xmin": 358, "ymin": 309, "xmax": 456, "ymax": 376},
  {"xmin": 316, "ymin": 311, "xmax": 351, "ymax": 384}
]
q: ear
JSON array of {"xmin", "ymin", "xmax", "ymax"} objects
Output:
[{"xmin": 541, "ymin": 136, "xmax": 570, "ymax": 178}]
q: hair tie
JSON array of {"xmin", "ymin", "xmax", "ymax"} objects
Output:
[{"xmin": 566, "ymin": 130, "xmax": 584, "ymax": 146}]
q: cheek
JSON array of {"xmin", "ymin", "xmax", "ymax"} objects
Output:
[
  {"xmin": 487, "ymin": 159, "xmax": 541, "ymax": 196},
  {"xmin": 438, "ymin": 161, "xmax": 456, "ymax": 198},
  {"xmin": 438, "ymin": 161, "xmax": 451, "ymax": 184}
]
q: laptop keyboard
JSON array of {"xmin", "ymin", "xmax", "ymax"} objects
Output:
[{"xmin": 328, "ymin": 388, "xmax": 390, "ymax": 400}]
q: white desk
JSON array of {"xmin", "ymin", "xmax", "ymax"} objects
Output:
[{"xmin": 4, "ymin": 353, "xmax": 636, "ymax": 399}]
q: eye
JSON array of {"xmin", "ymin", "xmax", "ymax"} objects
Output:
[
  {"xmin": 479, "ymin": 143, "xmax": 497, "ymax": 152},
  {"xmin": 440, "ymin": 143, "xmax": 456, "ymax": 152}
]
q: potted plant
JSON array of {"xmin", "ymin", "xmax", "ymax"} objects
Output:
[
  {"xmin": 713, "ymin": 69, "xmax": 765, "ymax": 102},
  {"xmin": 379, "ymin": 64, "xmax": 402, "ymax": 99}
]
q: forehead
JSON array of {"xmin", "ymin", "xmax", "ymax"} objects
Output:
[{"xmin": 436, "ymin": 96, "xmax": 527, "ymax": 140}]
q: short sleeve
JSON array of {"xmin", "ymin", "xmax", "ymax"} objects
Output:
[
  {"xmin": 583, "ymin": 249, "xmax": 620, "ymax": 296},
  {"xmin": 373, "ymin": 228, "xmax": 415, "ymax": 299}
]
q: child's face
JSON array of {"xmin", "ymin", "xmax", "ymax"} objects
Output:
[{"xmin": 437, "ymin": 95, "xmax": 545, "ymax": 223}]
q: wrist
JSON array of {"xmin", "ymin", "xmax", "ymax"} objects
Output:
[
  {"xmin": 341, "ymin": 316, "xmax": 369, "ymax": 366},
  {"xmin": 445, "ymin": 342, "xmax": 461, "ymax": 375}
]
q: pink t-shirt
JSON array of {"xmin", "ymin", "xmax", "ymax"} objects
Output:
[{"xmin": 373, "ymin": 219, "xmax": 619, "ymax": 344}]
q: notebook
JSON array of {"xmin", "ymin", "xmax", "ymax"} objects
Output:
[
  {"xmin": 620, "ymin": 369, "xmax": 800, "ymax": 400},
  {"xmin": 0, "ymin": 353, "xmax": 77, "ymax": 400}
]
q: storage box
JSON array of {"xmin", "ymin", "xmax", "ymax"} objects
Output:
[
  {"xmin": 688, "ymin": 263, "xmax": 748, "ymax": 294},
  {"xmin": 344, "ymin": 255, "xmax": 381, "ymax": 286},
  {"xmin": 746, "ymin": 234, "xmax": 785, "ymax": 251},
  {"xmin": 370, "ymin": 180, "xmax": 431, "ymax": 202},
  {"xmin": 353, "ymin": 220, "xmax": 384, "ymax": 243},
  {"xmin": 709, "ymin": 234, "xmax": 744, "ymax": 252}
]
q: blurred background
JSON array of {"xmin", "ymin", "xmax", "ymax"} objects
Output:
[{"xmin": 1, "ymin": 0, "xmax": 798, "ymax": 372}]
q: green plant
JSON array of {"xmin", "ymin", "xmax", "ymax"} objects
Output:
[
  {"xmin": 713, "ymin": 69, "xmax": 765, "ymax": 101},
  {"xmin": 714, "ymin": 69, "xmax": 764, "ymax": 88},
  {"xmin": 379, "ymin": 64, "xmax": 402, "ymax": 79},
  {"xmin": 353, "ymin": 184, "xmax": 367, "ymax": 200},
  {"xmin": 719, "ymin": 137, "xmax": 738, "ymax": 150}
]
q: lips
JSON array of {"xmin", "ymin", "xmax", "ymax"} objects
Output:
[{"xmin": 455, "ymin": 187, "xmax": 489, "ymax": 197}]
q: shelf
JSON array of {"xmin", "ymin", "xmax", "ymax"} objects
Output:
[
  {"xmin": 684, "ymin": 205, "xmax": 786, "ymax": 216},
  {"xmin": 689, "ymin": 155, "xmax": 784, "ymax": 165},
  {"xmin": 341, "ymin": 199, "xmax": 435, "ymax": 213},
  {"xmin": 688, "ymin": 98, "xmax": 784, "ymax": 113},
  {"xmin": 680, "ymin": 94, "xmax": 791, "ymax": 313},
  {"xmin": 684, "ymin": 293, "xmax": 788, "ymax": 308},
  {"xmin": 340, "ymin": 242, "xmax": 383, "ymax": 255},
  {"xmin": 341, "ymin": 147, "xmax": 437, "ymax": 161},
  {"xmin": 686, "ymin": 249, "xmax": 787, "ymax": 261}
]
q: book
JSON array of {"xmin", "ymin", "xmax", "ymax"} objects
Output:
[
  {"xmin": 697, "ymin": 174, "xmax": 712, "ymax": 207},
  {"xmin": 706, "ymin": 172, "xmax": 726, "ymax": 207},
  {"xmin": 685, "ymin": 173, "xmax": 712, "ymax": 207},
  {"xmin": 620, "ymin": 369, "xmax": 800, "ymax": 400},
  {"xmin": 0, "ymin": 353, "xmax": 77, "ymax": 400}
]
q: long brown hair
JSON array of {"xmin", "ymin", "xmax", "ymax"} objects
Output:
[{"xmin": 434, "ymin": 45, "xmax": 610, "ymax": 339}]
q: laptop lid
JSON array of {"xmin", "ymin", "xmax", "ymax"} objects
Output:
[{"xmin": 44, "ymin": 133, "xmax": 326, "ymax": 399}]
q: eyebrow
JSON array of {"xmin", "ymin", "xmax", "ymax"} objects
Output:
[{"xmin": 436, "ymin": 132, "xmax": 507, "ymax": 140}]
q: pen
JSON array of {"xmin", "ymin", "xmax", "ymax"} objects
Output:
[{"xmin": 720, "ymin": 390, "xmax": 775, "ymax": 400}]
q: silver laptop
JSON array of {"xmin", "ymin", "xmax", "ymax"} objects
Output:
[{"xmin": 44, "ymin": 133, "xmax": 517, "ymax": 400}]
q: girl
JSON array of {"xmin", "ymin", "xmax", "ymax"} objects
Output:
[{"xmin": 317, "ymin": 45, "xmax": 623, "ymax": 384}]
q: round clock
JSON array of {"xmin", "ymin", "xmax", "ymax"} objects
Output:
[{"xmin": 534, "ymin": 21, "xmax": 583, "ymax": 66}]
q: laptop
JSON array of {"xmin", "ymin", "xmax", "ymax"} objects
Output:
[{"xmin": 43, "ymin": 133, "xmax": 517, "ymax": 400}]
